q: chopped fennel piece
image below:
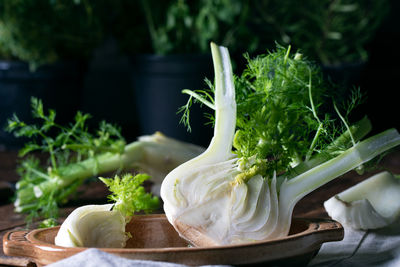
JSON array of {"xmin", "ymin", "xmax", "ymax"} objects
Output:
[
  {"xmin": 324, "ymin": 171, "xmax": 400, "ymax": 230},
  {"xmin": 160, "ymin": 43, "xmax": 400, "ymax": 246},
  {"xmin": 55, "ymin": 173, "xmax": 159, "ymax": 248},
  {"xmin": 55, "ymin": 204, "xmax": 127, "ymax": 247}
]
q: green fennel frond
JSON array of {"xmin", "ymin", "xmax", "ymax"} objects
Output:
[
  {"xmin": 178, "ymin": 83, "xmax": 215, "ymax": 132},
  {"xmin": 99, "ymin": 173, "xmax": 159, "ymax": 218},
  {"xmin": 180, "ymin": 44, "xmax": 366, "ymax": 181},
  {"xmin": 6, "ymin": 97, "xmax": 127, "ymax": 223}
]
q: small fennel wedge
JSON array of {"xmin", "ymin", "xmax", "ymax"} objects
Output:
[
  {"xmin": 160, "ymin": 43, "xmax": 400, "ymax": 246},
  {"xmin": 324, "ymin": 171, "xmax": 400, "ymax": 230},
  {"xmin": 55, "ymin": 173, "xmax": 159, "ymax": 248}
]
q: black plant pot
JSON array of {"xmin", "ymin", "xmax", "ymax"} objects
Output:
[
  {"xmin": 0, "ymin": 60, "xmax": 87, "ymax": 149},
  {"xmin": 131, "ymin": 54, "xmax": 214, "ymax": 147}
]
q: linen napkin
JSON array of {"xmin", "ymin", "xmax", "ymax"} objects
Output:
[
  {"xmin": 309, "ymin": 220, "xmax": 400, "ymax": 267},
  {"xmin": 47, "ymin": 248, "xmax": 232, "ymax": 267}
]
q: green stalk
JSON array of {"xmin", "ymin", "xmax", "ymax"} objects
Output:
[
  {"xmin": 289, "ymin": 116, "xmax": 372, "ymax": 177},
  {"xmin": 334, "ymin": 101, "xmax": 356, "ymax": 146},
  {"xmin": 56, "ymin": 141, "xmax": 144, "ymax": 184},
  {"xmin": 181, "ymin": 89, "xmax": 216, "ymax": 110},
  {"xmin": 15, "ymin": 141, "xmax": 144, "ymax": 208},
  {"xmin": 306, "ymin": 123, "xmax": 324, "ymax": 161},
  {"xmin": 306, "ymin": 67, "xmax": 323, "ymax": 161},
  {"xmin": 197, "ymin": 43, "xmax": 236, "ymax": 163},
  {"xmin": 276, "ymin": 128, "xmax": 400, "ymax": 235},
  {"xmin": 287, "ymin": 128, "xmax": 400, "ymax": 198}
]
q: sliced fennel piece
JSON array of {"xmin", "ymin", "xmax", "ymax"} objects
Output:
[
  {"xmin": 324, "ymin": 171, "xmax": 400, "ymax": 230},
  {"xmin": 160, "ymin": 43, "xmax": 400, "ymax": 246},
  {"xmin": 55, "ymin": 173, "xmax": 158, "ymax": 248},
  {"xmin": 55, "ymin": 204, "xmax": 128, "ymax": 248}
]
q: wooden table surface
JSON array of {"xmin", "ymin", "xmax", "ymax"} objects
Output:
[{"xmin": 1, "ymin": 148, "xmax": 399, "ymax": 266}]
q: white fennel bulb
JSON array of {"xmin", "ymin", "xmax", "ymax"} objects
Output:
[
  {"xmin": 160, "ymin": 43, "xmax": 400, "ymax": 246},
  {"xmin": 324, "ymin": 171, "xmax": 400, "ymax": 230},
  {"xmin": 55, "ymin": 204, "xmax": 127, "ymax": 248},
  {"xmin": 55, "ymin": 173, "xmax": 159, "ymax": 248}
]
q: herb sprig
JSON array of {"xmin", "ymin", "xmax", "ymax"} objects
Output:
[
  {"xmin": 100, "ymin": 173, "xmax": 159, "ymax": 218},
  {"xmin": 7, "ymin": 97, "xmax": 126, "ymax": 223}
]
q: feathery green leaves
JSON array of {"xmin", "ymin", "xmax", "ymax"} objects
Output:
[
  {"xmin": 6, "ymin": 97, "xmax": 126, "ymax": 223},
  {"xmin": 180, "ymin": 44, "xmax": 365, "ymax": 182},
  {"xmin": 100, "ymin": 173, "xmax": 159, "ymax": 218}
]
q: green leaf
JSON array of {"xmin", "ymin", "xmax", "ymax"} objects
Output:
[
  {"xmin": 31, "ymin": 97, "xmax": 45, "ymax": 119},
  {"xmin": 18, "ymin": 143, "xmax": 42, "ymax": 157},
  {"xmin": 100, "ymin": 173, "xmax": 159, "ymax": 218},
  {"xmin": 39, "ymin": 218, "xmax": 58, "ymax": 228}
]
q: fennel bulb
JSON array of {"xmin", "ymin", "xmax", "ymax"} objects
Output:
[
  {"xmin": 324, "ymin": 171, "xmax": 400, "ymax": 230},
  {"xmin": 160, "ymin": 43, "xmax": 400, "ymax": 246},
  {"xmin": 55, "ymin": 204, "xmax": 127, "ymax": 248},
  {"xmin": 55, "ymin": 173, "xmax": 159, "ymax": 248}
]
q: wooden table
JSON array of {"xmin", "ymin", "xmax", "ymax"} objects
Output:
[{"xmin": 1, "ymin": 149, "xmax": 399, "ymax": 266}]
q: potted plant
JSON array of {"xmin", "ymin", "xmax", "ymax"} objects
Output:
[
  {"xmin": 250, "ymin": 0, "xmax": 389, "ymax": 87},
  {"xmin": 0, "ymin": 0, "xmax": 107, "ymax": 149},
  {"xmin": 114, "ymin": 0, "xmax": 256, "ymax": 147}
]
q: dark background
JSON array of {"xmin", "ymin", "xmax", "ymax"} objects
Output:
[
  {"xmin": 358, "ymin": 0, "xmax": 400, "ymax": 135},
  {"xmin": 1, "ymin": 0, "xmax": 399, "ymax": 149},
  {"xmin": 81, "ymin": 0, "xmax": 400, "ymax": 140}
]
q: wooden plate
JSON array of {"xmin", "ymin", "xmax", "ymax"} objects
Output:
[{"xmin": 3, "ymin": 214, "xmax": 343, "ymax": 266}]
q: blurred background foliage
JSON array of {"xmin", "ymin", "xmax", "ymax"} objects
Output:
[
  {"xmin": 0, "ymin": 0, "xmax": 389, "ymax": 66},
  {"xmin": 0, "ymin": 0, "xmax": 398, "ymax": 145},
  {"xmin": 136, "ymin": 0, "xmax": 256, "ymax": 55},
  {"xmin": 251, "ymin": 0, "xmax": 389, "ymax": 66},
  {"xmin": 0, "ymin": 0, "xmax": 107, "ymax": 70},
  {"xmin": 0, "ymin": 0, "xmax": 257, "ymax": 68}
]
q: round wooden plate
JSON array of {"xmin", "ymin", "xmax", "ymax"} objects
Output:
[{"xmin": 3, "ymin": 214, "xmax": 343, "ymax": 266}]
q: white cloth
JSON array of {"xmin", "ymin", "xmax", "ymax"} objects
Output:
[
  {"xmin": 47, "ymin": 248, "xmax": 231, "ymax": 267},
  {"xmin": 310, "ymin": 220, "xmax": 400, "ymax": 267}
]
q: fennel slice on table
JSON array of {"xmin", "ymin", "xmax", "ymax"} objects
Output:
[{"xmin": 324, "ymin": 171, "xmax": 400, "ymax": 230}]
